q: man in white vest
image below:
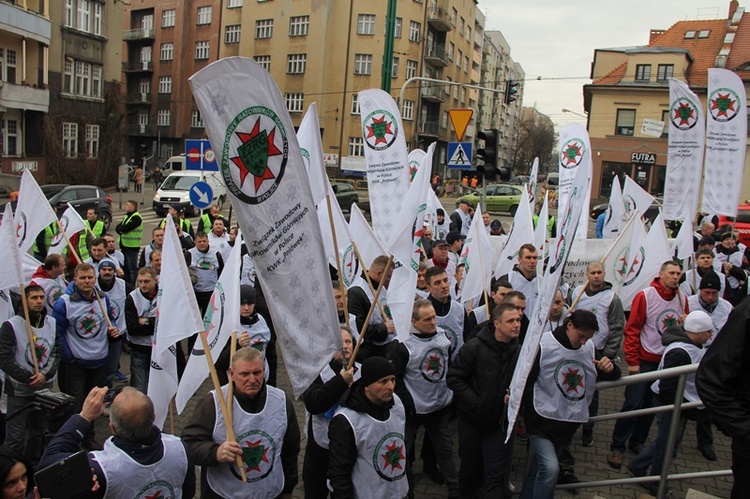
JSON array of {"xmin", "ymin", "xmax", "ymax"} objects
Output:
[
  {"xmin": 715, "ymin": 232, "xmax": 747, "ymax": 305},
  {"xmin": 137, "ymin": 227, "xmax": 164, "ymax": 269},
  {"xmin": 188, "ymin": 232, "xmax": 225, "ymax": 318},
  {"xmin": 499, "ymin": 243, "xmax": 540, "ymax": 320},
  {"xmin": 425, "ymin": 267, "xmax": 471, "ymax": 361},
  {"xmin": 124, "ymin": 267, "xmax": 158, "ymax": 393},
  {"xmin": 84, "ymin": 238, "xmax": 123, "ymax": 278},
  {"xmin": 0, "ymin": 284, "xmax": 60, "ymax": 461},
  {"xmin": 680, "ymin": 248, "xmax": 726, "ymax": 297},
  {"xmin": 104, "ymin": 234, "xmax": 125, "ymax": 269},
  {"xmin": 39, "ymin": 386, "xmax": 195, "ymax": 497},
  {"xmin": 328, "ymin": 356, "xmax": 408, "ymax": 499},
  {"xmin": 208, "ymin": 218, "xmax": 232, "ymax": 262},
  {"xmin": 182, "ymin": 347, "xmax": 299, "ymax": 499},
  {"xmin": 347, "ymin": 255, "xmax": 395, "ymax": 360},
  {"xmin": 435, "ymin": 209, "xmax": 450, "ymax": 240},
  {"xmin": 30, "ymin": 254, "xmax": 67, "ymax": 314},
  {"xmin": 626, "ymin": 311, "xmax": 714, "ymax": 495},
  {"xmin": 96, "ymin": 260, "xmax": 132, "ymax": 388},
  {"xmin": 449, "ymin": 199, "xmax": 472, "ymax": 236},
  {"xmin": 390, "ymin": 299, "xmax": 459, "ymax": 499},
  {"xmin": 608, "ymin": 260, "xmax": 686, "ymax": 469}
]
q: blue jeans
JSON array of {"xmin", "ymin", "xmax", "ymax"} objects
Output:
[
  {"xmin": 610, "ymin": 360, "xmax": 659, "ymax": 452},
  {"xmin": 629, "ymin": 410, "xmax": 687, "ymax": 495},
  {"xmin": 521, "ymin": 434, "xmax": 560, "ymax": 499},
  {"xmin": 457, "ymin": 420, "xmax": 507, "ymax": 498},
  {"xmin": 104, "ymin": 339, "xmax": 123, "ymax": 388},
  {"xmin": 130, "ymin": 348, "xmax": 151, "ymax": 394}
]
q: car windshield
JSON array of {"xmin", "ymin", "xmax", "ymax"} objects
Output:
[{"xmin": 161, "ymin": 176, "xmax": 198, "ymax": 190}]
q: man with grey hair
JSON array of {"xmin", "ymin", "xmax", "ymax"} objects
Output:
[{"xmin": 39, "ymin": 386, "xmax": 195, "ymax": 497}]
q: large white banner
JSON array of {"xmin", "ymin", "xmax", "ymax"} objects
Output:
[
  {"xmin": 602, "ymin": 176, "xmax": 626, "ymax": 239},
  {"xmin": 663, "ymin": 78, "xmax": 705, "ymax": 221},
  {"xmin": 459, "ymin": 206, "xmax": 492, "ymax": 304},
  {"xmin": 358, "ymin": 89, "xmax": 411, "ymax": 246},
  {"xmin": 15, "ymin": 170, "xmax": 57, "ymax": 254},
  {"xmin": 297, "ymin": 102, "xmax": 328, "ymax": 205},
  {"xmin": 622, "ymin": 176, "xmax": 654, "ymax": 220},
  {"xmin": 557, "ymin": 124, "xmax": 592, "ymax": 239},
  {"xmin": 0, "ymin": 204, "xmax": 23, "ymax": 292},
  {"xmin": 702, "ymin": 68, "xmax": 748, "ymax": 217},
  {"xmin": 190, "ymin": 57, "xmax": 341, "ymax": 398}
]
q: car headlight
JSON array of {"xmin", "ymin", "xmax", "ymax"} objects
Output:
[
  {"xmin": 181, "ymin": 193, "xmax": 190, "ymax": 202},
  {"xmin": 153, "ymin": 193, "xmax": 160, "ymax": 202}
]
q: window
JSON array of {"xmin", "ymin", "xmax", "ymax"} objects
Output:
[
  {"xmin": 351, "ymin": 94, "xmax": 360, "ymax": 114},
  {"xmin": 657, "ymin": 64, "xmax": 674, "ymax": 80},
  {"xmin": 93, "ymin": 2, "xmax": 102, "ymax": 35},
  {"xmin": 256, "ymin": 19, "xmax": 273, "ymax": 39},
  {"xmin": 63, "ymin": 122, "xmax": 78, "ymax": 157},
  {"xmin": 445, "ymin": 76, "xmax": 452, "ymax": 94},
  {"xmin": 457, "ymin": 50, "xmax": 463, "ymax": 69},
  {"xmin": 191, "ymin": 110, "xmax": 204, "ymax": 128},
  {"xmin": 92, "ymin": 65, "xmax": 101, "ymax": 98},
  {"xmin": 289, "ymin": 16, "xmax": 309, "ymax": 37},
  {"xmin": 391, "ymin": 57, "xmax": 399, "ymax": 78},
  {"xmin": 635, "ymin": 64, "xmax": 651, "ymax": 81},
  {"xmin": 464, "ymin": 55, "xmax": 469, "ymax": 73},
  {"xmin": 77, "ymin": 0, "xmax": 91, "ymax": 33},
  {"xmin": 228, "ymin": 0, "xmax": 243, "ymax": 7},
  {"xmin": 460, "ymin": 87, "xmax": 466, "ymax": 103},
  {"xmin": 140, "ymin": 46, "xmax": 152, "ymax": 64},
  {"xmin": 442, "ymin": 111, "xmax": 448, "ymax": 129},
  {"xmin": 698, "ymin": 30, "xmax": 711, "ymax": 38},
  {"xmin": 406, "ymin": 60, "xmax": 417, "ymax": 79},
  {"xmin": 197, "ymin": 6, "xmax": 212, "ymax": 25},
  {"xmin": 684, "ymin": 30, "xmax": 696, "ymax": 39},
  {"xmin": 448, "ymin": 42, "xmax": 454, "ymax": 61},
  {"xmin": 348, "ymin": 137, "xmax": 364, "ymax": 156},
  {"xmin": 354, "ymin": 54, "xmax": 372, "ymax": 75},
  {"xmin": 409, "ymin": 21, "xmax": 421, "ymax": 42},
  {"xmin": 357, "ymin": 14, "xmax": 375, "ymax": 35},
  {"xmin": 0, "ymin": 49, "xmax": 17, "ymax": 84},
  {"xmin": 65, "ymin": 0, "xmax": 74, "ymax": 27},
  {"xmin": 75, "ymin": 61, "xmax": 90, "ymax": 96},
  {"xmin": 459, "ymin": 17, "xmax": 464, "ymax": 35},
  {"xmin": 158, "ymin": 76, "xmax": 172, "ymax": 94},
  {"xmin": 225, "ymin": 25, "xmax": 241, "ymax": 44},
  {"xmin": 402, "ymin": 100, "xmax": 414, "ymax": 120},
  {"xmin": 160, "ymin": 43, "xmax": 174, "ymax": 61},
  {"xmin": 287, "ymin": 53, "xmax": 307, "ymax": 74},
  {"xmin": 157, "ymin": 109, "xmax": 171, "ymax": 126},
  {"xmin": 450, "ymin": 7, "xmax": 457, "ymax": 26},
  {"xmin": 285, "ymin": 93, "xmax": 304, "ymax": 113},
  {"xmin": 195, "ymin": 41, "xmax": 210, "ymax": 60},
  {"xmin": 254, "ymin": 55, "xmax": 271, "ymax": 71},
  {"xmin": 138, "ymin": 78, "xmax": 150, "ymax": 94},
  {"xmin": 162, "ymin": 9, "xmax": 175, "ymax": 28},
  {"xmin": 64, "ymin": 59, "xmax": 73, "ymax": 92},
  {"xmin": 453, "ymin": 84, "xmax": 458, "ymax": 99},
  {"xmin": 4, "ymin": 119, "xmax": 18, "ymax": 156},
  {"xmin": 85, "ymin": 124, "xmax": 99, "ymax": 158},
  {"xmin": 661, "ymin": 110, "xmax": 670, "ymax": 139},
  {"xmin": 394, "ymin": 18, "xmax": 402, "ymax": 38},
  {"xmin": 615, "ymin": 109, "xmax": 636, "ymax": 136},
  {"xmin": 138, "ymin": 110, "xmax": 149, "ymax": 127},
  {"xmin": 466, "ymin": 26, "xmax": 471, "ymax": 42}
]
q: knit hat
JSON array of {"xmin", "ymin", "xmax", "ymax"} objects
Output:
[
  {"xmin": 360, "ymin": 357, "xmax": 396, "ymax": 387},
  {"xmin": 721, "ymin": 232, "xmax": 736, "ymax": 242},
  {"xmin": 446, "ymin": 231, "xmax": 466, "ymax": 245},
  {"xmin": 98, "ymin": 260, "xmax": 117, "ymax": 271},
  {"xmin": 684, "ymin": 311, "xmax": 713, "ymax": 334},
  {"xmin": 699, "ymin": 271, "xmax": 721, "ymax": 291},
  {"xmin": 240, "ymin": 285, "xmax": 256, "ymax": 305}
]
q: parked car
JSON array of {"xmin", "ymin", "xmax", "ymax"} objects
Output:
[
  {"xmin": 331, "ymin": 182, "xmax": 359, "ymax": 211},
  {"xmin": 47, "ymin": 185, "xmax": 113, "ymax": 228},
  {"xmin": 153, "ymin": 170, "xmax": 226, "ymax": 217},
  {"xmin": 40, "ymin": 184, "xmax": 69, "ymax": 199},
  {"xmin": 718, "ymin": 206, "xmax": 750, "ymax": 246},
  {"xmin": 456, "ymin": 184, "xmax": 523, "ymax": 215},
  {"xmin": 590, "ymin": 197, "xmax": 663, "ymax": 225}
]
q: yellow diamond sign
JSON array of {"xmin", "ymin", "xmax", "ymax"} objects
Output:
[{"xmin": 449, "ymin": 109, "xmax": 474, "ymax": 142}]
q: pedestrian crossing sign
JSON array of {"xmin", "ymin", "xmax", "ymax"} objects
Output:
[{"xmin": 448, "ymin": 142, "xmax": 473, "ymax": 170}]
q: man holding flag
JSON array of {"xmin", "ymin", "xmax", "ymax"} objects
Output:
[{"xmin": 348, "ymin": 255, "xmax": 395, "ymax": 360}]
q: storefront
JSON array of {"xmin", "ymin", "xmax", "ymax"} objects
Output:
[{"xmin": 589, "ymin": 137, "xmax": 667, "ymax": 199}]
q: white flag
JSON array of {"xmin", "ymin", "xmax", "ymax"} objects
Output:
[
  {"xmin": 15, "ymin": 170, "xmax": 57, "ymax": 254},
  {"xmin": 459, "ymin": 205, "xmax": 492, "ymax": 304},
  {"xmin": 176, "ymin": 233, "xmax": 242, "ymax": 413},
  {"xmin": 297, "ymin": 103, "xmax": 328, "ymax": 205},
  {"xmin": 148, "ymin": 345, "xmax": 178, "ymax": 430},
  {"xmin": 602, "ymin": 176, "xmax": 626, "ymax": 239},
  {"xmin": 702, "ymin": 68, "xmax": 748, "ymax": 217},
  {"xmin": 527, "ymin": 157, "xmax": 539, "ymax": 208},
  {"xmin": 318, "ymin": 180, "xmax": 359, "ymax": 287},
  {"xmin": 349, "ymin": 204, "xmax": 388, "ymax": 269},
  {"xmin": 359, "ymin": 89, "xmax": 411, "ymax": 246},
  {"xmin": 674, "ymin": 220, "xmax": 695, "ymax": 261},
  {"xmin": 534, "ymin": 191, "xmax": 549, "ymax": 279},
  {"xmin": 48, "ymin": 205, "xmax": 86, "ymax": 256},
  {"xmin": 601, "ymin": 214, "xmax": 637, "ymax": 296},
  {"xmin": 190, "ymin": 57, "xmax": 341, "ymax": 398},
  {"xmin": 557, "ymin": 124, "xmax": 592, "ymax": 239},
  {"xmin": 495, "ymin": 188, "xmax": 534, "ymax": 278},
  {"xmin": 425, "ymin": 189, "xmax": 446, "ymax": 235},
  {"xmin": 620, "ymin": 213, "xmax": 672, "ymax": 309},
  {"xmin": 0, "ymin": 204, "xmax": 23, "ymax": 291},
  {"xmin": 408, "ymin": 149, "xmax": 426, "ymax": 184},
  {"xmin": 623, "ymin": 176, "xmax": 655, "ymax": 220},
  {"xmin": 663, "ymin": 78, "xmax": 705, "ymax": 221}
]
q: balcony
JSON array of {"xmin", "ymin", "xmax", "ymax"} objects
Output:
[
  {"xmin": 421, "ymin": 85, "xmax": 446, "ymax": 103},
  {"xmin": 123, "ymin": 61, "xmax": 153, "ymax": 72},
  {"xmin": 419, "ymin": 120, "xmax": 440, "ymax": 137},
  {"xmin": 126, "ymin": 92, "xmax": 152, "ymax": 105},
  {"xmin": 127, "ymin": 123, "xmax": 152, "ymax": 136},
  {"xmin": 0, "ymin": 83, "xmax": 49, "ymax": 113},
  {"xmin": 427, "ymin": 2, "xmax": 452, "ymax": 32},
  {"xmin": 124, "ymin": 27, "xmax": 155, "ymax": 41},
  {"xmin": 424, "ymin": 44, "xmax": 448, "ymax": 68},
  {"xmin": 0, "ymin": 1, "xmax": 51, "ymax": 44}
]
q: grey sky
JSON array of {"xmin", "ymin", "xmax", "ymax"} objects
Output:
[{"xmin": 483, "ymin": 0, "xmax": 729, "ymax": 127}]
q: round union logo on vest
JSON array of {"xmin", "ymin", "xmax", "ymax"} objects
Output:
[
  {"xmin": 197, "ymin": 257, "xmax": 217, "ymax": 271},
  {"xmin": 419, "ymin": 348, "xmax": 447, "ymax": 383},
  {"xmin": 441, "ymin": 326, "xmax": 459, "ymax": 354},
  {"xmin": 25, "ymin": 337, "xmax": 52, "ymax": 368},
  {"xmin": 656, "ymin": 309, "xmax": 681, "ymax": 335},
  {"xmin": 73, "ymin": 312, "xmax": 102, "ymax": 340},
  {"xmin": 559, "ymin": 138, "xmax": 585, "ymax": 169},
  {"xmin": 45, "ymin": 285, "xmax": 64, "ymax": 309},
  {"xmin": 372, "ymin": 432, "xmax": 406, "ymax": 481},
  {"xmin": 222, "ymin": 106, "xmax": 289, "ymax": 205},
  {"xmin": 708, "ymin": 87, "xmax": 741, "ymax": 122},
  {"xmin": 249, "ymin": 333, "xmax": 267, "ymax": 352},
  {"xmin": 231, "ymin": 429, "xmax": 277, "ymax": 482},
  {"xmin": 362, "ymin": 110, "xmax": 399, "ymax": 151},
  {"xmin": 554, "ymin": 360, "xmax": 587, "ymax": 401},
  {"xmin": 134, "ymin": 480, "xmax": 176, "ymax": 499},
  {"xmin": 670, "ymin": 96, "xmax": 700, "ymax": 130},
  {"xmin": 109, "ymin": 301, "xmax": 122, "ymax": 322}
]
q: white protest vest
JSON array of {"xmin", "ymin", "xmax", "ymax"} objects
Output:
[
  {"xmin": 128, "ymin": 289, "xmax": 158, "ymax": 347},
  {"xmin": 452, "ymin": 208, "xmax": 471, "ymax": 236},
  {"xmin": 109, "ymin": 250, "xmax": 125, "ymax": 268},
  {"xmin": 573, "ymin": 285, "xmax": 615, "ymax": 351},
  {"xmin": 680, "ymin": 269, "xmax": 726, "ymax": 297},
  {"xmin": 436, "ymin": 300, "xmax": 464, "ymax": 361},
  {"xmin": 641, "ymin": 287, "xmax": 683, "ymax": 357},
  {"xmin": 541, "ymin": 315, "xmax": 567, "ymax": 335},
  {"xmin": 686, "ymin": 294, "xmax": 732, "ymax": 347},
  {"xmin": 507, "ymin": 270, "xmax": 539, "ymax": 319},
  {"xmin": 188, "ymin": 247, "xmax": 221, "ymax": 292},
  {"xmin": 403, "ymin": 332, "xmax": 453, "ymax": 414},
  {"xmin": 350, "ymin": 276, "xmax": 392, "ymax": 346},
  {"xmin": 35, "ymin": 276, "xmax": 66, "ymax": 314},
  {"xmin": 651, "ymin": 341, "xmax": 705, "ymax": 404},
  {"xmin": 240, "ymin": 315, "xmax": 271, "ymax": 381},
  {"xmin": 435, "ymin": 220, "xmax": 450, "ymax": 240},
  {"xmin": 7, "ymin": 315, "xmax": 56, "ymax": 375},
  {"xmin": 93, "ymin": 433, "xmax": 188, "ymax": 499},
  {"xmin": 207, "ymin": 385, "xmax": 287, "ymax": 498},
  {"xmin": 208, "ymin": 232, "xmax": 231, "ymax": 261},
  {"xmin": 715, "ymin": 251, "xmax": 744, "ymax": 288},
  {"xmin": 143, "ymin": 244, "xmax": 158, "ymax": 267},
  {"xmin": 60, "ymin": 294, "xmax": 109, "ymax": 361},
  {"xmin": 99, "ymin": 278, "xmax": 127, "ymax": 335},
  {"xmin": 533, "ymin": 332, "xmax": 596, "ymax": 423},
  {"xmin": 335, "ymin": 394, "xmax": 408, "ymax": 499},
  {"xmin": 415, "ymin": 288, "xmax": 429, "ymax": 299},
  {"xmin": 307, "ymin": 362, "xmax": 361, "ymax": 449},
  {"xmin": 241, "ymin": 254, "xmax": 257, "ymax": 287}
]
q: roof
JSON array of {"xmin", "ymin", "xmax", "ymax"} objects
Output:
[
  {"xmin": 594, "ymin": 61, "xmax": 627, "ymax": 84},
  {"xmin": 726, "ymin": 12, "xmax": 750, "ymax": 72}
]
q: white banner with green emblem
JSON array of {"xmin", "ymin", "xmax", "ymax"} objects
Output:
[
  {"xmin": 359, "ymin": 89, "xmax": 410, "ymax": 246},
  {"xmin": 557, "ymin": 124, "xmax": 592, "ymax": 239},
  {"xmin": 663, "ymin": 78, "xmax": 705, "ymax": 221},
  {"xmin": 48, "ymin": 205, "xmax": 86, "ymax": 255},
  {"xmin": 702, "ymin": 68, "xmax": 748, "ymax": 217},
  {"xmin": 189, "ymin": 57, "xmax": 342, "ymax": 398}
]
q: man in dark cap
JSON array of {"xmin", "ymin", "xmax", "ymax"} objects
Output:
[
  {"xmin": 328, "ymin": 357, "xmax": 408, "ymax": 498},
  {"xmin": 435, "ymin": 209, "xmax": 449, "ymax": 240},
  {"xmin": 490, "ymin": 219, "xmax": 505, "ymax": 236},
  {"xmin": 450, "ymin": 200, "xmax": 473, "ymax": 236},
  {"xmin": 430, "ymin": 239, "xmax": 457, "ymax": 293},
  {"xmin": 680, "ymin": 248, "xmax": 725, "ymax": 296}
]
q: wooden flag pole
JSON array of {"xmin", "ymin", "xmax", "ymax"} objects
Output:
[
  {"xmin": 350, "ymin": 241, "xmax": 388, "ymax": 320},
  {"xmin": 168, "ymin": 398, "xmax": 175, "ymax": 434},
  {"xmin": 199, "ymin": 331, "xmax": 247, "ymax": 482},
  {"xmin": 348, "ymin": 256, "xmax": 393, "ymax": 370},
  {"xmin": 227, "ymin": 331, "xmax": 237, "ymax": 424},
  {"xmin": 18, "ymin": 284, "xmax": 40, "ymax": 375},
  {"xmin": 325, "ymin": 195, "xmax": 350, "ymax": 329}
]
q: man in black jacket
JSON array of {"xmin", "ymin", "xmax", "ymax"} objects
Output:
[{"xmin": 446, "ymin": 302, "xmax": 521, "ymax": 498}]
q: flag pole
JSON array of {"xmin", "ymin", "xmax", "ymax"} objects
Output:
[
  {"xmin": 168, "ymin": 398, "xmax": 175, "ymax": 434},
  {"xmin": 348, "ymin": 256, "xmax": 393, "ymax": 369},
  {"xmin": 350, "ymin": 241, "xmax": 388, "ymax": 320},
  {"xmin": 325, "ymin": 195, "xmax": 350, "ymax": 329},
  {"xmin": 18, "ymin": 284, "xmax": 40, "ymax": 375},
  {"xmin": 199, "ymin": 331, "xmax": 248, "ymax": 482},
  {"xmin": 227, "ymin": 331, "xmax": 237, "ymax": 424}
]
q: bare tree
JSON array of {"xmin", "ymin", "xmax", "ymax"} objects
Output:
[{"xmin": 512, "ymin": 112, "xmax": 557, "ymax": 174}]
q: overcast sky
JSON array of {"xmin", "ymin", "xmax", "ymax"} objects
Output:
[{"xmin": 483, "ymin": 0, "xmax": 730, "ymax": 127}]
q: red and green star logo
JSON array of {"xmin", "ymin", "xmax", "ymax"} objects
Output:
[
  {"xmin": 561, "ymin": 141, "xmax": 583, "ymax": 167},
  {"xmin": 144, "ymin": 491, "xmax": 164, "ymax": 499},
  {"xmin": 562, "ymin": 367, "xmax": 584, "ymax": 394},
  {"xmin": 711, "ymin": 93, "xmax": 736, "ymax": 117},
  {"xmin": 381, "ymin": 441, "xmax": 405, "ymax": 471},
  {"xmin": 661, "ymin": 314, "xmax": 677, "ymax": 330},
  {"xmin": 243, "ymin": 439, "xmax": 270, "ymax": 472},
  {"xmin": 366, "ymin": 116, "xmax": 393, "ymax": 146},
  {"xmin": 673, "ymin": 102, "xmax": 695, "ymax": 125},
  {"xmin": 231, "ymin": 118, "xmax": 282, "ymax": 191},
  {"xmin": 425, "ymin": 354, "xmax": 442, "ymax": 375}
]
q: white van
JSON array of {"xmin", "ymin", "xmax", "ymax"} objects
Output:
[
  {"xmin": 160, "ymin": 154, "xmax": 186, "ymax": 176},
  {"xmin": 546, "ymin": 172, "xmax": 559, "ymax": 190},
  {"xmin": 153, "ymin": 170, "xmax": 227, "ymax": 216}
]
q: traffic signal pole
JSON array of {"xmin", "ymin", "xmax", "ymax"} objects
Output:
[{"xmin": 381, "ymin": 0, "xmax": 397, "ymax": 92}]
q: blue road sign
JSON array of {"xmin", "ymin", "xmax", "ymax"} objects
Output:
[
  {"xmin": 185, "ymin": 139, "xmax": 218, "ymax": 171},
  {"xmin": 447, "ymin": 142, "xmax": 473, "ymax": 170},
  {"xmin": 189, "ymin": 181, "xmax": 213, "ymax": 209}
]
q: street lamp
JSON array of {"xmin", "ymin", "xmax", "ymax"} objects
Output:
[{"xmin": 561, "ymin": 108, "xmax": 587, "ymax": 119}]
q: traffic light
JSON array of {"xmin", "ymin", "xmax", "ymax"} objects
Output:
[
  {"xmin": 476, "ymin": 129, "xmax": 499, "ymax": 181},
  {"xmin": 505, "ymin": 80, "xmax": 520, "ymax": 104}
]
